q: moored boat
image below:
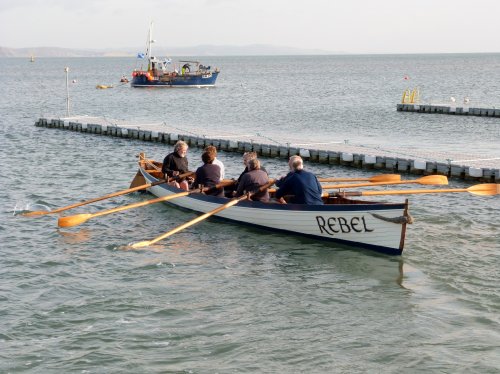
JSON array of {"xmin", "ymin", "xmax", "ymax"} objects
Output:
[
  {"xmin": 136, "ymin": 158, "xmax": 411, "ymax": 255},
  {"xmin": 131, "ymin": 22, "xmax": 219, "ymax": 88}
]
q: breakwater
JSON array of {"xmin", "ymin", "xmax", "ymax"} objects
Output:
[
  {"xmin": 397, "ymin": 103, "xmax": 500, "ymax": 117},
  {"xmin": 35, "ymin": 117, "xmax": 500, "ymax": 182}
]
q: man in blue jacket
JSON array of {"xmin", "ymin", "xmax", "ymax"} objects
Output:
[{"xmin": 275, "ymin": 155, "xmax": 323, "ymax": 205}]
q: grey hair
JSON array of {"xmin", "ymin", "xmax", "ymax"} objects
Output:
[
  {"xmin": 174, "ymin": 140, "xmax": 188, "ymax": 152},
  {"xmin": 247, "ymin": 158, "xmax": 261, "ymax": 171},
  {"xmin": 243, "ymin": 151, "xmax": 257, "ymax": 163},
  {"xmin": 289, "ymin": 155, "xmax": 303, "ymax": 171}
]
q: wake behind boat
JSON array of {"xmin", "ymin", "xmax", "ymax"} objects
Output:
[{"xmin": 131, "ymin": 22, "xmax": 219, "ymax": 88}]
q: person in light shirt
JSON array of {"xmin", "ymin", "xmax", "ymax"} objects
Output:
[
  {"xmin": 192, "ymin": 151, "xmax": 224, "ymax": 197},
  {"xmin": 204, "ymin": 145, "xmax": 225, "ymax": 180}
]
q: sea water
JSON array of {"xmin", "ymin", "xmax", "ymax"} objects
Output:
[{"xmin": 0, "ymin": 55, "xmax": 499, "ymax": 372}]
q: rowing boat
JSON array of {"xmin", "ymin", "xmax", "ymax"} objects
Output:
[{"xmin": 136, "ymin": 158, "xmax": 411, "ymax": 256}]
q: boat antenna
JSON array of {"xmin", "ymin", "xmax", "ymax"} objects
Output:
[{"xmin": 64, "ymin": 67, "xmax": 70, "ymax": 116}]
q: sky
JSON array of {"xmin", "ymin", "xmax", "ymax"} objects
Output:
[{"xmin": 1, "ymin": 0, "xmax": 500, "ymax": 54}]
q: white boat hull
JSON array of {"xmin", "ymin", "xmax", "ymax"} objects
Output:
[{"xmin": 140, "ymin": 168, "xmax": 409, "ymax": 255}]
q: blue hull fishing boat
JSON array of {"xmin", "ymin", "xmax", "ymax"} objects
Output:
[{"xmin": 131, "ymin": 23, "xmax": 219, "ymax": 88}]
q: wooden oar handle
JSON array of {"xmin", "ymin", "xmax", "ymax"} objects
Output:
[
  {"xmin": 196, "ymin": 179, "xmax": 237, "ymax": 194},
  {"xmin": 239, "ymin": 179, "xmax": 276, "ymax": 197},
  {"xmin": 167, "ymin": 171, "xmax": 195, "ymax": 181},
  {"xmin": 318, "ymin": 174, "xmax": 402, "ymax": 183}
]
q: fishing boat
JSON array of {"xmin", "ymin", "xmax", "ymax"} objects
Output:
[
  {"xmin": 131, "ymin": 22, "xmax": 219, "ymax": 88},
  {"xmin": 133, "ymin": 157, "xmax": 411, "ymax": 255}
]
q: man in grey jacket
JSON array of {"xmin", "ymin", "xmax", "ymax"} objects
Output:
[{"xmin": 235, "ymin": 158, "xmax": 270, "ymax": 202}]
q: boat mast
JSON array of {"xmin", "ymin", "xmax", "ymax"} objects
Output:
[
  {"xmin": 64, "ymin": 67, "xmax": 70, "ymax": 116},
  {"xmin": 146, "ymin": 21, "xmax": 153, "ymax": 71}
]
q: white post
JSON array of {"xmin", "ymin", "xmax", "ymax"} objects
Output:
[{"xmin": 65, "ymin": 67, "xmax": 70, "ymax": 117}]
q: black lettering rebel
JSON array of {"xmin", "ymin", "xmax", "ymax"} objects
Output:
[{"xmin": 316, "ymin": 215, "xmax": 374, "ymax": 236}]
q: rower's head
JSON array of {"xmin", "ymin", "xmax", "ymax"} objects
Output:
[
  {"xmin": 204, "ymin": 145, "xmax": 218, "ymax": 158},
  {"xmin": 289, "ymin": 155, "xmax": 304, "ymax": 171},
  {"xmin": 248, "ymin": 158, "xmax": 261, "ymax": 171},
  {"xmin": 174, "ymin": 141, "xmax": 188, "ymax": 157},
  {"xmin": 202, "ymin": 151, "xmax": 215, "ymax": 164},
  {"xmin": 243, "ymin": 151, "xmax": 257, "ymax": 166}
]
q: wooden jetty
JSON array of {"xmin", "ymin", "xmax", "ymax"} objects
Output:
[{"xmin": 34, "ymin": 117, "xmax": 500, "ymax": 183}]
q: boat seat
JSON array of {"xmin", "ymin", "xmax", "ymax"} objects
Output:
[{"xmin": 146, "ymin": 170, "xmax": 164, "ymax": 178}]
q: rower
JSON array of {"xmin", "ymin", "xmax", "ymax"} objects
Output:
[
  {"xmin": 161, "ymin": 140, "xmax": 193, "ymax": 190},
  {"xmin": 235, "ymin": 159, "xmax": 270, "ymax": 202},
  {"xmin": 275, "ymin": 155, "xmax": 323, "ymax": 205}
]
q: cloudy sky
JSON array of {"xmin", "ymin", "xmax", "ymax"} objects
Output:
[{"xmin": 1, "ymin": 0, "xmax": 500, "ymax": 53}]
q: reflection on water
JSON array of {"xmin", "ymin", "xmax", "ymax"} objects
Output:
[
  {"xmin": 57, "ymin": 227, "xmax": 92, "ymax": 245},
  {"xmin": 118, "ymin": 243, "xmax": 164, "ymax": 253}
]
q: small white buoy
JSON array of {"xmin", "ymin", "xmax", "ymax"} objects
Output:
[
  {"xmin": 413, "ymin": 160, "xmax": 427, "ymax": 170},
  {"xmin": 72, "ymin": 79, "xmax": 77, "ymax": 83},
  {"xmin": 364, "ymin": 155, "xmax": 376, "ymax": 164},
  {"xmin": 299, "ymin": 149, "xmax": 310, "ymax": 158},
  {"xmin": 468, "ymin": 167, "xmax": 483, "ymax": 178},
  {"xmin": 341, "ymin": 152, "xmax": 354, "ymax": 162}
]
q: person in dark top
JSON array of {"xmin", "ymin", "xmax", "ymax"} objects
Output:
[
  {"xmin": 237, "ymin": 151, "xmax": 267, "ymax": 183},
  {"xmin": 162, "ymin": 140, "xmax": 192, "ymax": 190},
  {"xmin": 192, "ymin": 151, "xmax": 224, "ymax": 197},
  {"xmin": 275, "ymin": 155, "xmax": 323, "ymax": 205},
  {"xmin": 235, "ymin": 158, "xmax": 270, "ymax": 202},
  {"xmin": 222, "ymin": 151, "xmax": 265, "ymax": 197}
]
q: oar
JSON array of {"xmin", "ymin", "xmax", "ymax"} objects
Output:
[
  {"xmin": 130, "ymin": 179, "xmax": 276, "ymax": 249},
  {"xmin": 23, "ymin": 171, "xmax": 194, "ymax": 217},
  {"xmin": 58, "ymin": 180, "xmax": 236, "ymax": 228},
  {"xmin": 318, "ymin": 174, "xmax": 401, "ymax": 183},
  {"xmin": 326, "ymin": 183, "xmax": 500, "ymax": 197},
  {"xmin": 320, "ymin": 175, "xmax": 448, "ymax": 190},
  {"xmin": 269, "ymin": 175, "xmax": 447, "ymax": 194}
]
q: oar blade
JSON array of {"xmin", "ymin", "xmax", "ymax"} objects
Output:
[
  {"xmin": 130, "ymin": 240, "xmax": 152, "ymax": 249},
  {"xmin": 418, "ymin": 175, "xmax": 448, "ymax": 185},
  {"xmin": 369, "ymin": 174, "xmax": 401, "ymax": 183},
  {"xmin": 22, "ymin": 210, "xmax": 48, "ymax": 217},
  {"xmin": 468, "ymin": 183, "xmax": 500, "ymax": 196},
  {"xmin": 58, "ymin": 214, "xmax": 92, "ymax": 228}
]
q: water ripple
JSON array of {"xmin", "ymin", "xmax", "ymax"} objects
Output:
[{"xmin": 1, "ymin": 55, "xmax": 499, "ymax": 372}]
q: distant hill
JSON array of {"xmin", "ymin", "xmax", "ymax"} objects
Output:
[
  {"xmin": 0, "ymin": 47, "xmax": 109, "ymax": 57},
  {"xmin": 0, "ymin": 44, "xmax": 334, "ymax": 57}
]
